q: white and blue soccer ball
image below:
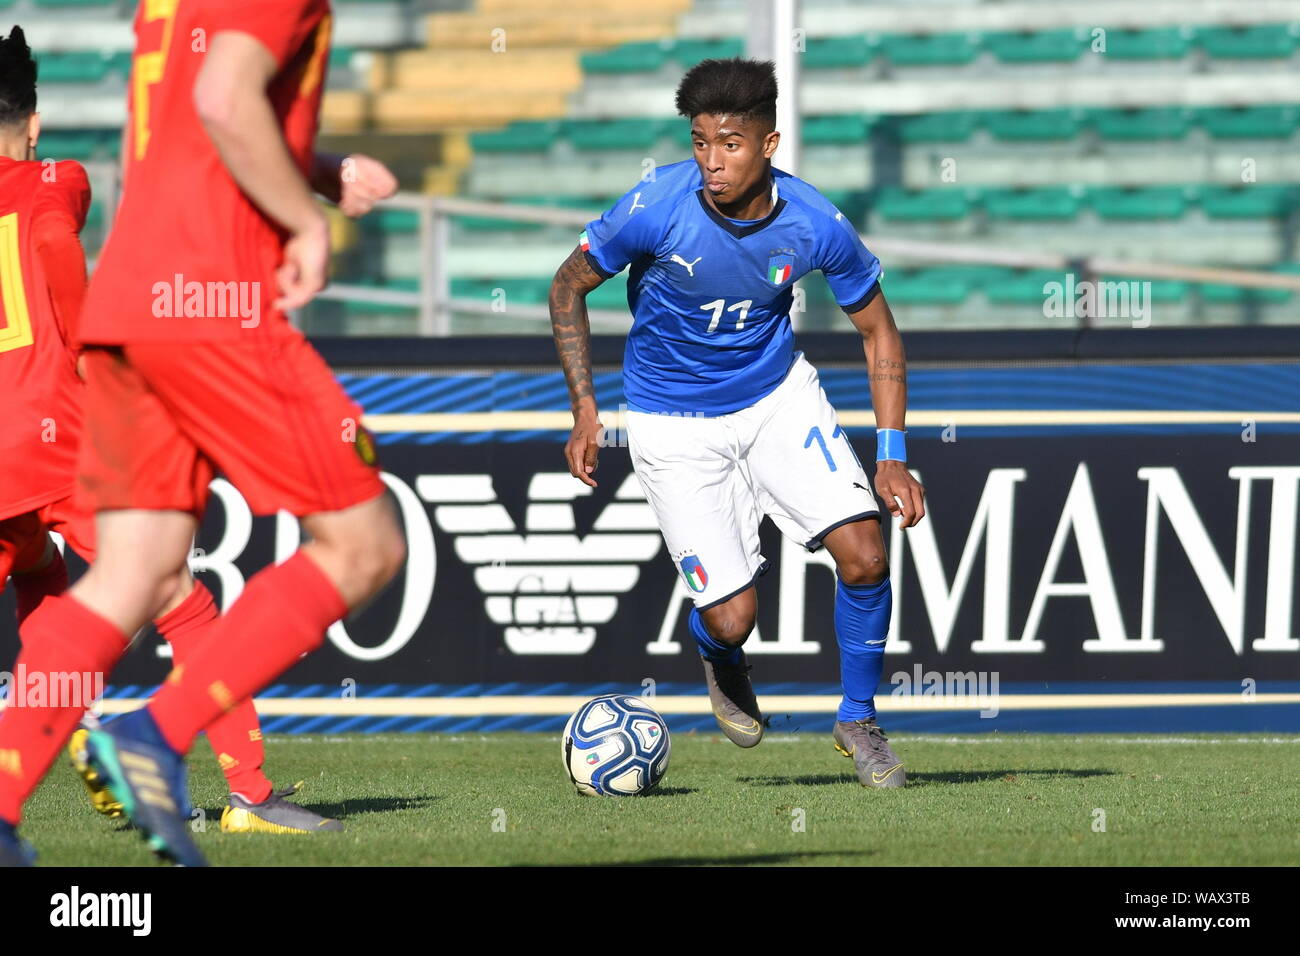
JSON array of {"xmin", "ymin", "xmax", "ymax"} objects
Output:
[{"xmin": 562, "ymin": 694, "xmax": 671, "ymax": 796}]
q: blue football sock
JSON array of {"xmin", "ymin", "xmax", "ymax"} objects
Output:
[
  {"xmin": 834, "ymin": 576, "xmax": 892, "ymax": 722},
  {"xmin": 689, "ymin": 607, "xmax": 742, "ymax": 665}
]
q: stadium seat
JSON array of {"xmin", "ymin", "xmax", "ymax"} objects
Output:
[
  {"xmin": 1197, "ymin": 185, "xmax": 1297, "ymax": 219},
  {"xmin": 881, "ymin": 269, "xmax": 972, "ymax": 305},
  {"xmin": 982, "ymin": 109, "xmax": 1081, "ymax": 142},
  {"xmin": 1097, "ymin": 27, "xmax": 1193, "ymax": 60},
  {"xmin": 470, "ymin": 121, "xmax": 560, "ymax": 153},
  {"xmin": 982, "ymin": 187, "xmax": 1082, "ymax": 221},
  {"xmin": 802, "ymin": 113, "xmax": 873, "ymax": 145},
  {"xmin": 873, "ymin": 188, "xmax": 972, "ymax": 221},
  {"xmin": 1198, "ymin": 106, "xmax": 1298, "ymax": 140},
  {"xmin": 563, "ymin": 118, "xmax": 661, "ymax": 151},
  {"xmin": 1088, "ymin": 186, "xmax": 1189, "ymax": 220},
  {"xmin": 876, "ymin": 32, "xmax": 979, "ymax": 67},
  {"xmin": 984, "ymin": 30, "xmax": 1086, "ymax": 64},
  {"xmin": 1197, "ymin": 24, "xmax": 1298, "ymax": 60},
  {"xmin": 803, "ymin": 35, "xmax": 873, "ymax": 69},
  {"xmin": 1088, "ymin": 107, "xmax": 1192, "ymax": 141},
  {"xmin": 37, "ymin": 52, "xmax": 111, "ymax": 84},
  {"xmin": 984, "ymin": 270, "xmax": 1074, "ymax": 304},
  {"xmin": 672, "ymin": 38, "xmax": 745, "ymax": 68},
  {"xmin": 581, "ymin": 41, "xmax": 668, "ymax": 74},
  {"xmin": 897, "ymin": 111, "xmax": 979, "ymax": 143}
]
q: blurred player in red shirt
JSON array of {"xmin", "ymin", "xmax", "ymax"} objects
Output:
[
  {"xmin": 0, "ymin": 25, "xmax": 345, "ymax": 845},
  {"xmin": 0, "ymin": 1, "xmax": 405, "ymax": 867}
]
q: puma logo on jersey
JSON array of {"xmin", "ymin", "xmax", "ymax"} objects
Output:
[
  {"xmin": 628, "ymin": 192, "xmax": 646, "ymax": 213},
  {"xmin": 671, "ymin": 254, "xmax": 702, "ymax": 277}
]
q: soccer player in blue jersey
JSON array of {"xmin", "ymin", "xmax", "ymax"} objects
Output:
[{"xmin": 548, "ymin": 59, "xmax": 926, "ymax": 788}]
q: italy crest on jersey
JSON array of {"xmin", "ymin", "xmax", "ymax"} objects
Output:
[
  {"xmin": 679, "ymin": 554, "xmax": 708, "ymax": 592},
  {"xmin": 768, "ymin": 253, "xmax": 794, "ymax": 285}
]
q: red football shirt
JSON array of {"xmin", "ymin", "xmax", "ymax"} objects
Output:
[
  {"xmin": 0, "ymin": 158, "xmax": 91, "ymax": 520},
  {"xmin": 80, "ymin": 0, "xmax": 332, "ymax": 345}
]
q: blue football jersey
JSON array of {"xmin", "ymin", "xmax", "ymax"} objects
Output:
[{"xmin": 582, "ymin": 160, "xmax": 881, "ymax": 416}]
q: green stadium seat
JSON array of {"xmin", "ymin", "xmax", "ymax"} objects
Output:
[
  {"xmin": 587, "ymin": 276, "xmax": 630, "ymax": 310},
  {"xmin": 802, "ymin": 113, "xmax": 873, "ymax": 145},
  {"xmin": 985, "ymin": 30, "xmax": 1085, "ymax": 64},
  {"xmin": 882, "ymin": 269, "xmax": 972, "ymax": 305},
  {"xmin": 1098, "ymin": 27, "xmax": 1193, "ymax": 60},
  {"xmin": 105, "ymin": 50, "xmax": 133, "ymax": 78},
  {"xmin": 38, "ymin": 52, "xmax": 110, "ymax": 84},
  {"xmin": 32, "ymin": 0, "xmax": 118, "ymax": 6},
  {"xmin": 984, "ymin": 270, "xmax": 1073, "ymax": 304},
  {"xmin": 581, "ymin": 41, "xmax": 668, "ymax": 74},
  {"xmin": 37, "ymin": 135, "xmax": 98, "ymax": 161},
  {"xmin": 1088, "ymin": 186, "xmax": 1189, "ymax": 220},
  {"xmin": 1197, "ymin": 24, "xmax": 1297, "ymax": 60},
  {"xmin": 877, "ymin": 32, "xmax": 979, "ymax": 67},
  {"xmin": 918, "ymin": 264, "xmax": 1017, "ymax": 288},
  {"xmin": 897, "ymin": 111, "xmax": 979, "ymax": 143},
  {"xmin": 370, "ymin": 208, "xmax": 420, "ymax": 234},
  {"xmin": 982, "ymin": 187, "xmax": 1081, "ymax": 221},
  {"xmin": 818, "ymin": 189, "xmax": 870, "ymax": 223},
  {"xmin": 329, "ymin": 47, "xmax": 357, "ymax": 69},
  {"xmin": 873, "ymin": 188, "xmax": 971, "ymax": 222},
  {"xmin": 672, "ymin": 38, "xmax": 745, "ymax": 68},
  {"xmin": 470, "ymin": 121, "xmax": 558, "ymax": 153},
  {"xmin": 803, "ymin": 35, "xmax": 872, "ymax": 69},
  {"xmin": 1097, "ymin": 277, "xmax": 1191, "ymax": 303},
  {"xmin": 563, "ymin": 118, "xmax": 660, "ymax": 151},
  {"xmin": 1088, "ymin": 107, "xmax": 1192, "ymax": 141},
  {"xmin": 1198, "ymin": 281, "xmax": 1291, "ymax": 305},
  {"xmin": 1197, "ymin": 106, "xmax": 1297, "ymax": 140},
  {"xmin": 982, "ymin": 109, "xmax": 1081, "ymax": 142},
  {"xmin": 1197, "ymin": 185, "xmax": 1296, "ymax": 219}
]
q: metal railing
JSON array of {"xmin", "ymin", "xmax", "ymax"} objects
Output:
[{"xmin": 77, "ymin": 171, "xmax": 1300, "ymax": 334}]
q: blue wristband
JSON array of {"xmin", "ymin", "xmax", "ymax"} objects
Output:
[{"xmin": 876, "ymin": 428, "xmax": 907, "ymax": 463}]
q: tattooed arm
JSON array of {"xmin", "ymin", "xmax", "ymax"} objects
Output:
[
  {"xmin": 846, "ymin": 290, "xmax": 926, "ymax": 528},
  {"xmin": 549, "ymin": 245, "xmax": 609, "ymax": 487}
]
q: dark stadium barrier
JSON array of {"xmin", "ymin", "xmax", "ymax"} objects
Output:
[{"xmin": 1, "ymin": 328, "xmax": 1297, "ymax": 731}]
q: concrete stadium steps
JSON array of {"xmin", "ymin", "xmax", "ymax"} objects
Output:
[{"xmin": 423, "ymin": 5, "xmax": 686, "ymax": 51}]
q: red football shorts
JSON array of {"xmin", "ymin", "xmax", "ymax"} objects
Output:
[
  {"xmin": 0, "ymin": 494, "xmax": 97, "ymax": 581},
  {"xmin": 77, "ymin": 334, "xmax": 384, "ymax": 519}
]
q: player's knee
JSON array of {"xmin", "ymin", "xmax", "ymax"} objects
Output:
[
  {"xmin": 838, "ymin": 551, "xmax": 889, "ymax": 587},
  {"xmin": 704, "ymin": 610, "xmax": 756, "ymax": 647},
  {"xmin": 352, "ymin": 518, "xmax": 407, "ymax": 596}
]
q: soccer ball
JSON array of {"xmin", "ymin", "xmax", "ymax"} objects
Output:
[{"xmin": 562, "ymin": 694, "xmax": 671, "ymax": 796}]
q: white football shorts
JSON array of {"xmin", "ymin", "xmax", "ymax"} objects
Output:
[{"xmin": 625, "ymin": 352, "xmax": 879, "ymax": 610}]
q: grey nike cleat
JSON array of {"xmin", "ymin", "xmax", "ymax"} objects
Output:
[
  {"xmin": 221, "ymin": 783, "xmax": 344, "ymax": 835},
  {"xmin": 0, "ymin": 824, "xmax": 34, "ymax": 867},
  {"xmin": 833, "ymin": 717, "xmax": 906, "ymax": 788},
  {"xmin": 702, "ymin": 650, "xmax": 764, "ymax": 748}
]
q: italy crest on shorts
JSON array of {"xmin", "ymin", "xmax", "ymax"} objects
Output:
[
  {"xmin": 679, "ymin": 554, "xmax": 708, "ymax": 592},
  {"xmin": 768, "ymin": 254, "xmax": 794, "ymax": 285}
]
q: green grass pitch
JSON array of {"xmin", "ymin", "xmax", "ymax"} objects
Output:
[{"xmin": 19, "ymin": 732, "xmax": 1300, "ymax": 866}]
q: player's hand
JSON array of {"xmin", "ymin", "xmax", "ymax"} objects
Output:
[
  {"xmin": 275, "ymin": 214, "xmax": 331, "ymax": 312},
  {"xmin": 337, "ymin": 154, "xmax": 398, "ymax": 218},
  {"xmin": 875, "ymin": 460, "xmax": 926, "ymax": 529},
  {"xmin": 565, "ymin": 412, "xmax": 603, "ymax": 488}
]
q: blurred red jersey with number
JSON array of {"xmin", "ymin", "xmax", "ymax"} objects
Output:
[
  {"xmin": 0, "ymin": 157, "xmax": 90, "ymax": 520},
  {"xmin": 79, "ymin": 0, "xmax": 332, "ymax": 345}
]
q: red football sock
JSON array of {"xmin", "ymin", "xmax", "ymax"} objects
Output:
[
  {"xmin": 0, "ymin": 595, "xmax": 126, "ymax": 824},
  {"xmin": 156, "ymin": 582, "xmax": 271, "ymax": 803},
  {"xmin": 148, "ymin": 552, "xmax": 346, "ymax": 756},
  {"xmin": 12, "ymin": 549, "xmax": 69, "ymax": 628}
]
